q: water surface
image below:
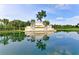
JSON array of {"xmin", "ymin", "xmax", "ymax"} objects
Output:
[{"xmin": 0, "ymin": 31, "xmax": 79, "ymax": 55}]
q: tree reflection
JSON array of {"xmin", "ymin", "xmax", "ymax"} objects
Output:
[
  {"xmin": 77, "ymin": 32, "xmax": 79, "ymax": 34},
  {"xmin": 26, "ymin": 35, "xmax": 35, "ymax": 42},
  {"xmin": 30, "ymin": 35, "xmax": 35, "ymax": 42},
  {"xmin": 36, "ymin": 40, "xmax": 46, "ymax": 51},
  {"xmin": 43, "ymin": 35, "xmax": 49, "ymax": 41},
  {"xmin": 0, "ymin": 32, "xmax": 25, "ymax": 45},
  {"xmin": 10, "ymin": 32, "xmax": 25, "ymax": 42},
  {"xmin": 0, "ymin": 35, "xmax": 9, "ymax": 45},
  {"xmin": 0, "ymin": 32, "xmax": 50, "ymax": 51},
  {"xmin": 26, "ymin": 34, "xmax": 50, "ymax": 51}
]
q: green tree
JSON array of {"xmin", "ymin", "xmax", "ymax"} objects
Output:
[
  {"xmin": 9, "ymin": 20, "xmax": 28, "ymax": 30},
  {"xmin": 2, "ymin": 19, "xmax": 9, "ymax": 25},
  {"xmin": 43, "ymin": 20, "xmax": 50, "ymax": 26},
  {"xmin": 0, "ymin": 24, "xmax": 4, "ymax": 30},
  {"xmin": 36, "ymin": 10, "xmax": 46, "ymax": 21},
  {"xmin": 43, "ymin": 20, "xmax": 50, "ymax": 33},
  {"xmin": 76, "ymin": 23, "xmax": 79, "ymax": 27},
  {"xmin": 26, "ymin": 21, "xmax": 31, "ymax": 26},
  {"xmin": 31, "ymin": 19, "xmax": 35, "ymax": 27},
  {"xmin": 0, "ymin": 19, "xmax": 9, "ymax": 30}
]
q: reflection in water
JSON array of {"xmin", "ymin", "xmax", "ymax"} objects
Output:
[
  {"xmin": 0, "ymin": 36, "xmax": 9, "ymax": 45},
  {"xmin": 25, "ymin": 31, "xmax": 53, "ymax": 40},
  {"xmin": 25, "ymin": 32, "xmax": 52, "ymax": 50},
  {"xmin": 0, "ymin": 31, "xmax": 79, "ymax": 54},
  {"xmin": 10, "ymin": 32, "xmax": 25, "ymax": 42},
  {"xmin": 43, "ymin": 35, "xmax": 49, "ymax": 41},
  {"xmin": 0, "ymin": 33, "xmax": 10, "ymax": 45},
  {"xmin": 36, "ymin": 40, "xmax": 46, "ymax": 51},
  {"xmin": 0, "ymin": 31, "xmax": 51, "ymax": 51},
  {"xmin": 50, "ymin": 46, "xmax": 71, "ymax": 55},
  {"xmin": 77, "ymin": 32, "xmax": 79, "ymax": 34},
  {"xmin": 0, "ymin": 32, "xmax": 25, "ymax": 45},
  {"xmin": 30, "ymin": 35, "xmax": 35, "ymax": 42}
]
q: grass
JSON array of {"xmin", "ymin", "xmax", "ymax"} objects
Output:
[
  {"xmin": 0, "ymin": 30, "xmax": 24, "ymax": 33},
  {"xmin": 0, "ymin": 27, "xmax": 79, "ymax": 33},
  {"xmin": 56, "ymin": 28, "xmax": 79, "ymax": 32}
]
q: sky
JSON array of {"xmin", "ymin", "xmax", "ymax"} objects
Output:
[{"xmin": 0, "ymin": 4, "xmax": 79, "ymax": 25}]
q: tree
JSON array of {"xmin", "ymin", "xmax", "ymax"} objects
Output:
[
  {"xmin": 26, "ymin": 21, "xmax": 31, "ymax": 26},
  {"xmin": 31, "ymin": 19, "xmax": 35, "ymax": 27},
  {"xmin": 2, "ymin": 19, "xmax": 9, "ymax": 25},
  {"xmin": 1, "ymin": 19, "xmax": 9, "ymax": 30},
  {"xmin": 9, "ymin": 20, "xmax": 28, "ymax": 30},
  {"xmin": 0, "ymin": 24, "xmax": 4, "ymax": 30},
  {"xmin": 43, "ymin": 20, "xmax": 50, "ymax": 33},
  {"xmin": 76, "ymin": 23, "xmax": 79, "ymax": 27},
  {"xmin": 43, "ymin": 20, "xmax": 50, "ymax": 26},
  {"xmin": 36, "ymin": 10, "xmax": 47, "ymax": 21}
]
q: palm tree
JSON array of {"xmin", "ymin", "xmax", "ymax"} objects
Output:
[{"xmin": 36, "ymin": 10, "xmax": 47, "ymax": 22}]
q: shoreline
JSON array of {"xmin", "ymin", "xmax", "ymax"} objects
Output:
[
  {"xmin": 0, "ymin": 30, "xmax": 24, "ymax": 33},
  {"xmin": 56, "ymin": 29, "xmax": 79, "ymax": 32},
  {"xmin": 0, "ymin": 29, "xmax": 79, "ymax": 33}
]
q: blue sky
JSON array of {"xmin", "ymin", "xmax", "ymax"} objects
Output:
[{"xmin": 0, "ymin": 4, "xmax": 79, "ymax": 25}]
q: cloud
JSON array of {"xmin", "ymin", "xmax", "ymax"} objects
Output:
[
  {"xmin": 52, "ymin": 16, "xmax": 79, "ymax": 25},
  {"xmin": 55, "ymin": 17, "xmax": 64, "ymax": 21},
  {"xmin": 0, "ymin": 4, "xmax": 78, "ymax": 25},
  {"xmin": 45, "ymin": 4, "xmax": 70, "ymax": 15},
  {"xmin": 55, "ymin": 4, "xmax": 70, "ymax": 10}
]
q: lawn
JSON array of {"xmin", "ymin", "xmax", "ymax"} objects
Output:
[
  {"xmin": 56, "ymin": 28, "xmax": 79, "ymax": 31},
  {"xmin": 0, "ymin": 30, "xmax": 24, "ymax": 33}
]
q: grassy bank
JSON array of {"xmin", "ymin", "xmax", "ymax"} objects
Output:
[
  {"xmin": 0, "ymin": 27, "xmax": 79, "ymax": 33},
  {"xmin": 0, "ymin": 30, "xmax": 24, "ymax": 33},
  {"xmin": 56, "ymin": 28, "xmax": 79, "ymax": 32}
]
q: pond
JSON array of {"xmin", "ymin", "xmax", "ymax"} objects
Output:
[{"xmin": 0, "ymin": 31, "xmax": 79, "ymax": 55}]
